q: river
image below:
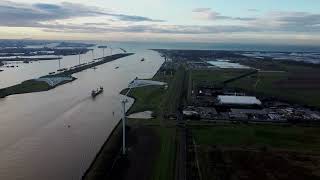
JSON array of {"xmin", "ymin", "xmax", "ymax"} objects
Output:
[{"xmin": 0, "ymin": 43, "xmax": 164, "ymax": 179}]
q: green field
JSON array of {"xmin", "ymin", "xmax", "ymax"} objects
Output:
[
  {"xmin": 190, "ymin": 69, "xmax": 251, "ymax": 86},
  {"xmin": 125, "ymin": 86, "xmax": 166, "ymax": 115},
  {"xmin": 189, "ymin": 63, "xmax": 320, "ymax": 179},
  {"xmin": 121, "ymin": 65, "xmax": 179, "ymax": 180},
  {"xmin": 192, "ymin": 124, "xmax": 320, "ymax": 180},
  {"xmin": 189, "ymin": 61, "xmax": 320, "ymax": 108},
  {"xmin": 231, "ymin": 60, "xmax": 320, "ymax": 108},
  {"xmin": 0, "ymin": 80, "xmax": 50, "ymax": 98},
  {"xmin": 125, "ymin": 65, "xmax": 186, "ymax": 117},
  {"xmin": 229, "ymin": 71, "xmax": 289, "ymax": 95},
  {"xmin": 122, "ymin": 70, "xmax": 170, "ymax": 116},
  {"xmin": 164, "ymin": 66, "xmax": 187, "ymax": 115},
  {"xmin": 152, "ymin": 127, "xmax": 176, "ymax": 180},
  {"xmin": 193, "ymin": 125, "xmax": 320, "ymax": 152},
  {"xmin": 228, "ymin": 70, "xmax": 320, "ymax": 108}
]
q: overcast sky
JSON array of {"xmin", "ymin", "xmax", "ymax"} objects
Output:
[{"xmin": 0, "ymin": 0, "xmax": 320, "ymax": 44}]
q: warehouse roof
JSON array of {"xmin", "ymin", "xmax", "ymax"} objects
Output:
[{"xmin": 217, "ymin": 95, "xmax": 262, "ymax": 105}]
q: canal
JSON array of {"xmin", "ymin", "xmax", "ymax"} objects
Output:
[{"xmin": 0, "ymin": 45, "xmax": 164, "ymax": 179}]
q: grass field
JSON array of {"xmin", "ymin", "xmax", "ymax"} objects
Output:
[
  {"xmin": 119, "ymin": 65, "xmax": 179, "ymax": 180},
  {"xmin": 189, "ymin": 61, "xmax": 320, "ymax": 108},
  {"xmin": 163, "ymin": 66, "xmax": 187, "ymax": 115},
  {"xmin": 229, "ymin": 60, "xmax": 320, "ymax": 108},
  {"xmin": 125, "ymin": 65, "xmax": 186, "ymax": 117},
  {"xmin": 0, "ymin": 80, "xmax": 50, "ymax": 98},
  {"xmin": 122, "ymin": 66, "xmax": 173, "ymax": 115},
  {"xmin": 229, "ymin": 70, "xmax": 320, "ymax": 108},
  {"xmin": 125, "ymin": 86, "xmax": 166, "ymax": 115},
  {"xmin": 193, "ymin": 124, "xmax": 320, "ymax": 152},
  {"xmin": 190, "ymin": 69, "xmax": 251, "ymax": 87},
  {"xmin": 192, "ymin": 124, "xmax": 320, "ymax": 180},
  {"xmin": 152, "ymin": 127, "xmax": 176, "ymax": 180}
]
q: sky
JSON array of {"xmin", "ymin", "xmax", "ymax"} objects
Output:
[{"xmin": 0, "ymin": 0, "xmax": 320, "ymax": 44}]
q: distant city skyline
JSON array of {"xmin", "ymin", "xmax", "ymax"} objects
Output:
[{"xmin": 0, "ymin": 0, "xmax": 320, "ymax": 44}]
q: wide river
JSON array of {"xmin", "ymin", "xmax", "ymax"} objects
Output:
[{"xmin": 0, "ymin": 43, "xmax": 164, "ymax": 180}]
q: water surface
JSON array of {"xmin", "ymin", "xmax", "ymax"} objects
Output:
[{"xmin": 0, "ymin": 47, "xmax": 164, "ymax": 180}]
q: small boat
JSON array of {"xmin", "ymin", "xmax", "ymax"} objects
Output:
[
  {"xmin": 141, "ymin": 58, "xmax": 145, "ymax": 62},
  {"xmin": 57, "ymin": 68, "xmax": 67, "ymax": 72},
  {"xmin": 115, "ymin": 66, "xmax": 119, "ymax": 69},
  {"xmin": 91, "ymin": 86, "xmax": 104, "ymax": 98}
]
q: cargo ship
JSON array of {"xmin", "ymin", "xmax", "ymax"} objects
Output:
[
  {"xmin": 91, "ymin": 86, "xmax": 104, "ymax": 98},
  {"xmin": 57, "ymin": 68, "xmax": 68, "ymax": 72},
  {"xmin": 98, "ymin": 45, "xmax": 108, "ymax": 48}
]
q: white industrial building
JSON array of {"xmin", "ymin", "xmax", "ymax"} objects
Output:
[{"xmin": 217, "ymin": 95, "xmax": 262, "ymax": 106}]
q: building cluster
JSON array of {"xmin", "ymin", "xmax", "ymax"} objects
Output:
[{"xmin": 183, "ymin": 85, "xmax": 320, "ymax": 123}]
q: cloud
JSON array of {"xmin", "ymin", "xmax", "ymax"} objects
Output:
[
  {"xmin": 33, "ymin": 10, "xmax": 320, "ymax": 35},
  {"xmin": 248, "ymin": 9, "xmax": 259, "ymax": 12},
  {"xmin": 0, "ymin": 1, "xmax": 319, "ymax": 37},
  {"xmin": 0, "ymin": 0, "xmax": 164, "ymax": 27},
  {"xmin": 42, "ymin": 23, "xmax": 258, "ymax": 35},
  {"xmin": 82, "ymin": 22, "xmax": 110, "ymax": 26},
  {"xmin": 192, "ymin": 8, "xmax": 212, "ymax": 13},
  {"xmin": 250, "ymin": 11, "xmax": 320, "ymax": 32},
  {"xmin": 103, "ymin": 13, "xmax": 165, "ymax": 22},
  {"xmin": 277, "ymin": 12, "xmax": 320, "ymax": 28},
  {"xmin": 192, "ymin": 8, "xmax": 256, "ymax": 21},
  {"xmin": 191, "ymin": 9, "xmax": 320, "ymax": 33}
]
